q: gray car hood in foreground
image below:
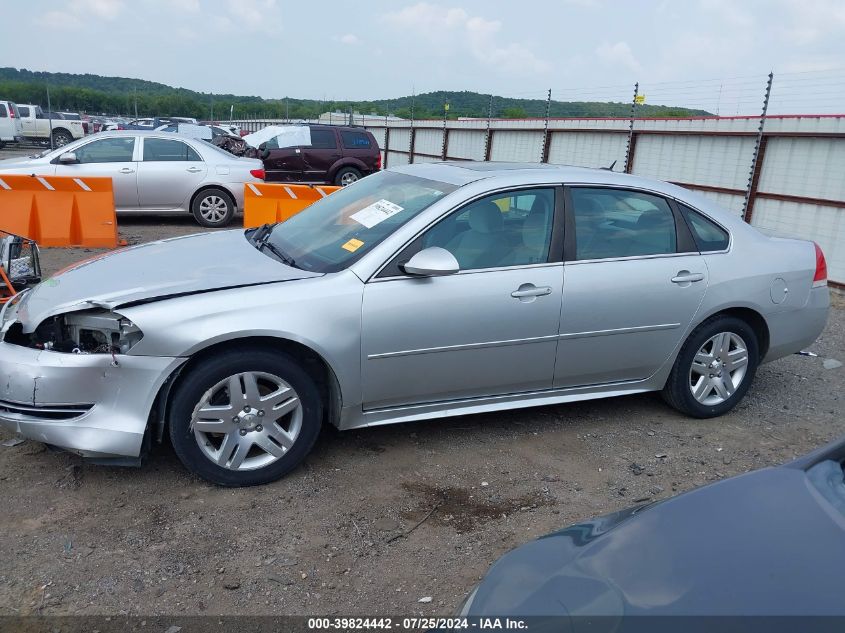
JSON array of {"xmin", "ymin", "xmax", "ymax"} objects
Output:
[
  {"xmin": 17, "ymin": 230, "xmax": 320, "ymax": 332},
  {"xmin": 467, "ymin": 439, "xmax": 845, "ymax": 618}
]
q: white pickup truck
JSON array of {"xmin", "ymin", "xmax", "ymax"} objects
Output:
[{"xmin": 16, "ymin": 104, "xmax": 85, "ymax": 147}]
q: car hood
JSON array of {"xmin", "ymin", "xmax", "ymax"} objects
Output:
[
  {"xmin": 0, "ymin": 156, "xmax": 43, "ymax": 170},
  {"xmin": 468, "ymin": 465, "xmax": 845, "ymax": 616},
  {"xmin": 16, "ymin": 230, "xmax": 321, "ymax": 332}
]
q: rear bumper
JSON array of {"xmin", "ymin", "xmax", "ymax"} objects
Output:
[
  {"xmin": 764, "ymin": 286, "xmax": 830, "ymax": 362},
  {"xmin": 0, "ymin": 341, "xmax": 185, "ymax": 458}
]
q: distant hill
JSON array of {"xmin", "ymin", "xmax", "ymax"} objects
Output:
[{"xmin": 0, "ymin": 67, "xmax": 710, "ymax": 120}]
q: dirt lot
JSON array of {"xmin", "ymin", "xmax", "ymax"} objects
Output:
[{"xmin": 0, "ymin": 146, "xmax": 843, "ymax": 616}]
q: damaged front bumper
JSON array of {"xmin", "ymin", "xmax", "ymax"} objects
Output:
[{"xmin": 0, "ymin": 340, "xmax": 185, "ymax": 458}]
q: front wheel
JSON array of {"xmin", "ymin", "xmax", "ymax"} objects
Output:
[
  {"xmin": 662, "ymin": 315, "xmax": 759, "ymax": 418},
  {"xmin": 334, "ymin": 167, "xmax": 361, "ymax": 187},
  {"xmin": 169, "ymin": 348, "xmax": 323, "ymax": 486},
  {"xmin": 191, "ymin": 188, "xmax": 235, "ymax": 227}
]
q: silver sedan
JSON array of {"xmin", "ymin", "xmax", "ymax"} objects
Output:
[
  {"xmin": 0, "ymin": 163, "xmax": 830, "ymax": 486},
  {"xmin": 0, "ymin": 130, "xmax": 264, "ymax": 227}
]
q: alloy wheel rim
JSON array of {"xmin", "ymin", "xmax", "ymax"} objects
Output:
[
  {"xmin": 688, "ymin": 332, "xmax": 749, "ymax": 406},
  {"xmin": 191, "ymin": 371, "xmax": 302, "ymax": 471},
  {"xmin": 340, "ymin": 172, "xmax": 358, "ymax": 186},
  {"xmin": 199, "ymin": 196, "xmax": 227, "ymax": 222}
]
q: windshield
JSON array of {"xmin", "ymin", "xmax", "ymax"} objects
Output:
[{"xmin": 264, "ymin": 171, "xmax": 458, "ymax": 273}]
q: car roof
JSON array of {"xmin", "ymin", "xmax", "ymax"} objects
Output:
[{"xmin": 388, "ymin": 161, "xmax": 748, "ymax": 228}]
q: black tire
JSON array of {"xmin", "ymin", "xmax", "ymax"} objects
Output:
[
  {"xmin": 0, "ymin": 141, "xmax": 5, "ymax": 150},
  {"xmin": 191, "ymin": 187, "xmax": 235, "ymax": 228},
  {"xmin": 168, "ymin": 347, "xmax": 323, "ymax": 486},
  {"xmin": 662, "ymin": 315, "xmax": 759, "ymax": 418},
  {"xmin": 334, "ymin": 166, "xmax": 362, "ymax": 187},
  {"xmin": 52, "ymin": 129, "xmax": 73, "ymax": 147}
]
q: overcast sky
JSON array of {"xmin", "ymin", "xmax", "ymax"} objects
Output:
[{"xmin": 2, "ymin": 0, "xmax": 844, "ymax": 113}]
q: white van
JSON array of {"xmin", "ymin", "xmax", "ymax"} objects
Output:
[{"xmin": 0, "ymin": 100, "xmax": 23, "ymax": 149}]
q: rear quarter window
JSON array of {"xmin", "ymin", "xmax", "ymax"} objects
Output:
[
  {"xmin": 0, "ymin": 104, "xmax": 7, "ymax": 118},
  {"xmin": 341, "ymin": 131, "xmax": 371, "ymax": 149},
  {"xmin": 680, "ymin": 204, "xmax": 730, "ymax": 252},
  {"xmin": 18, "ymin": 106, "xmax": 30, "ymax": 117}
]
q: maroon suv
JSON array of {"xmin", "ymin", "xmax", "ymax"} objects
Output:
[{"xmin": 261, "ymin": 124, "xmax": 381, "ymax": 185}]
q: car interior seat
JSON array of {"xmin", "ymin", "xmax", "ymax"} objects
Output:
[
  {"xmin": 634, "ymin": 209, "xmax": 676, "ymax": 255},
  {"xmin": 445, "ymin": 201, "xmax": 508, "ymax": 269}
]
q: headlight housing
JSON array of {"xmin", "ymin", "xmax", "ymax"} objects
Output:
[{"xmin": 8, "ymin": 309, "xmax": 145, "ymax": 354}]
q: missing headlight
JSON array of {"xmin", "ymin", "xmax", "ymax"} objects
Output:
[{"xmin": 17, "ymin": 310, "xmax": 144, "ymax": 354}]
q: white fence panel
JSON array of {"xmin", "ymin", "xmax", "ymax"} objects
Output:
[
  {"xmin": 632, "ymin": 135, "xmax": 756, "ymax": 190},
  {"xmin": 414, "ymin": 129, "xmax": 444, "ymax": 157},
  {"xmin": 389, "ymin": 128, "xmax": 411, "ymax": 152},
  {"xmin": 758, "ymin": 137, "xmax": 845, "ymax": 200},
  {"xmin": 386, "ymin": 151, "xmax": 410, "ymax": 166},
  {"xmin": 547, "ymin": 131, "xmax": 628, "ymax": 170},
  {"xmin": 490, "ymin": 130, "xmax": 543, "ymax": 162},
  {"xmin": 447, "ymin": 130, "xmax": 486, "ymax": 160}
]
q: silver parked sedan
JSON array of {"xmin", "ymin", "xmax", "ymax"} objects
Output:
[
  {"xmin": 0, "ymin": 163, "xmax": 830, "ymax": 486},
  {"xmin": 0, "ymin": 130, "xmax": 264, "ymax": 227}
]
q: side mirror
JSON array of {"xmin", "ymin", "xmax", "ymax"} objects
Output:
[
  {"xmin": 261, "ymin": 148, "xmax": 271, "ymax": 160},
  {"xmin": 401, "ymin": 247, "xmax": 460, "ymax": 277},
  {"xmin": 58, "ymin": 152, "xmax": 78, "ymax": 164}
]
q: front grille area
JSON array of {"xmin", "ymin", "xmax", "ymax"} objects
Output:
[{"xmin": 0, "ymin": 399, "xmax": 93, "ymax": 421}]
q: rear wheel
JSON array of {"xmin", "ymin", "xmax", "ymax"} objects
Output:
[
  {"xmin": 662, "ymin": 315, "xmax": 759, "ymax": 418},
  {"xmin": 334, "ymin": 167, "xmax": 361, "ymax": 186},
  {"xmin": 191, "ymin": 188, "xmax": 235, "ymax": 227},
  {"xmin": 52, "ymin": 129, "xmax": 73, "ymax": 147},
  {"xmin": 168, "ymin": 347, "xmax": 323, "ymax": 486}
]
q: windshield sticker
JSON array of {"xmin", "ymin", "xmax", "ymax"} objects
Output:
[
  {"xmin": 349, "ymin": 199, "xmax": 404, "ymax": 229},
  {"xmin": 342, "ymin": 238, "xmax": 365, "ymax": 252}
]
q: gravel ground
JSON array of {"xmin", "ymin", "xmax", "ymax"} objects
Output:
[{"xmin": 0, "ymin": 144, "xmax": 843, "ymax": 616}]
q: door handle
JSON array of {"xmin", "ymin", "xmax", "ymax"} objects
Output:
[
  {"xmin": 511, "ymin": 284, "xmax": 552, "ymax": 299},
  {"xmin": 118, "ymin": 167, "xmax": 135, "ymax": 174},
  {"xmin": 186, "ymin": 167, "xmax": 203, "ymax": 173},
  {"xmin": 671, "ymin": 272, "xmax": 705, "ymax": 284}
]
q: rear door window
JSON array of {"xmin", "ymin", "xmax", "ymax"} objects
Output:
[
  {"xmin": 340, "ymin": 131, "xmax": 371, "ymax": 149},
  {"xmin": 143, "ymin": 137, "xmax": 201, "ymax": 161},
  {"xmin": 679, "ymin": 204, "xmax": 730, "ymax": 252},
  {"xmin": 309, "ymin": 129, "xmax": 337, "ymax": 149},
  {"xmin": 569, "ymin": 187, "xmax": 677, "ymax": 260}
]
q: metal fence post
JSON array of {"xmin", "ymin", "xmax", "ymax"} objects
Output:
[
  {"xmin": 441, "ymin": 101, "xmax": 449, "ymax": 161},
  {"xmin": 483, "ymin": 94, "xmax": 494, "ymax": 162},
  {"xmin": 624, "ymin": 82, "xmax": 639, "ymax": 173},
  {"xmin": 743, "ymin": 72, "xmax": 773, "ymax": 223},
  {"xmin": 383, "ymin": 103, "xmax": 390, "ymax": 169},
  {"xmin": 540, "ymin": 89, "xmax": 552, "ymax": 163}
]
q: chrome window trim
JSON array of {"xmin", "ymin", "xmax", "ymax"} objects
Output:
[
  {"xmin": 564, "ymin": 251, "xmax": 701, "ymax": 266},
  {"xmin": 369, "ymin": 261, "xmax": 562, "ymax": 284}
]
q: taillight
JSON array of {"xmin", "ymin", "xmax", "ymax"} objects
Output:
[
  {"xmin": 250, "ymin": 168, "xmax": 265, "ymax": 180},
  {"xmin": 376, "ymin": 153, "xmax": 382, "ymax": 170},
  {"xmin": 813, "ymin": 242, "xmax": 827, "ymax": 287},
  {"xmin": 9, "ymin": 108, "xmax": 14, "ymax": 119}
]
